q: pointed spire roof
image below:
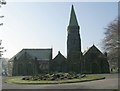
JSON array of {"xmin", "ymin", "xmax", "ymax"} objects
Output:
[{"xmin": 69, "ymin": 5, "xmax": 79, "ymax": 26}]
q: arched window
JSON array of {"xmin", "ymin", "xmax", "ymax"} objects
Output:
[{"xmin": 26, "ymin": 62, "xmax": 34, "ymax": 75}]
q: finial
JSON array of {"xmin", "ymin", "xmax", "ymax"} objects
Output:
[
  {"xmin": 51, "ymin": 45, "xmax": 53, "ymax": 49},
  {"xmin": 72, "ymin": 4, "xmax": 74, "ymax": 8},
  {"xmin": 93, "ymin": 41, "xmax": 94, "ymax": 45},
  {"xmin": 58, "ymin": 51, "xmax": 60, "ymax": 54}
]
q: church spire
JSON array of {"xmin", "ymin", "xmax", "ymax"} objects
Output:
[{"xmin": 69, "ymin": 5, "xmax": 79, "ymax": 26}]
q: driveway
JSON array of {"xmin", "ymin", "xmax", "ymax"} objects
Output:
[{"xmin": 2, "ymin": 74, "xmax": 119, "ymax": 89}]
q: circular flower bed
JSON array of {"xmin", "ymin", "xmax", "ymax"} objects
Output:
[
  {"xmin": 22, "ymin": 73, "xmax": 86, "ymax": 81},
  {"xmin": 6, "ymin": 73, "xmax": 105, "ymax": 84}
]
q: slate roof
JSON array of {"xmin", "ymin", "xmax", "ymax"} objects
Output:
[
  {"xmin": 50, "ymin": 51, "xmax": 67, "ymax": 64},
  {"xmin": 83, "ymin": 45, "xmax": 104, "ymax": 56},
  {"xmin": 9, "ymin": 48, "xmax": 52, "ymax": 62}
]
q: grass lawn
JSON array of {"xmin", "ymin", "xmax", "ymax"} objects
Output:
[{"xmin": 6, "ymin": 75, "xmax": 105, "ymax": 84}]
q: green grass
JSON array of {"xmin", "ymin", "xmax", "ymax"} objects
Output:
[{"xmin": 6, "ymin": 75, "xmax": 105, "ymax": 84}]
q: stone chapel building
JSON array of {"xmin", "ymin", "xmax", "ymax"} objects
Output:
[{"xmin": 8, "ymin": 5, "xmax": 110, "ymax": 76}]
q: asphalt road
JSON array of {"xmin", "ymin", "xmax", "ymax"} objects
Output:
[{"xmin": 2, "ymin": 74, "xmax": 119, "ymax": 89}]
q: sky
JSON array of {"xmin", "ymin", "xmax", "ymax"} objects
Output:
[{"xmin": 0, "ymin": 2, "xmax": 118, "ymax": 59}]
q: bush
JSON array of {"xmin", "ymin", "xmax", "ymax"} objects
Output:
[
  {"xmin": 80, "ymin": 74, "xmax": 86, "ymax": 78},
  {"xmin": 21, "ymin": 72, "xmax": 86, "ymax": 81},
  {"xmin": 22, "ymin": 77, "xmax": 31, "ymax": 80}
]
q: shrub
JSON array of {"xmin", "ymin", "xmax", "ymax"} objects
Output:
[
  {"xmin": 21, "ymin": 72, "xmax": 85, "ymax": 81},
  {"xmin": 80, "ymin": 74, "xmax": 86, "ymax": 78}
]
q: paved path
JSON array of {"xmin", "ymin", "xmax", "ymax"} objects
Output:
[{"xmin": 2, "ymin": 74, "xmax": 119, "ymax": 89}]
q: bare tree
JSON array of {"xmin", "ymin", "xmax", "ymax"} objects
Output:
[
  {"xmin": 0, "ymin": 0, "xmax": 6, "ymax": 58},
  {"xmin": 0, "ymin": 40, "xmax": 6, "ymax": 59},
  {"xmin": 0, "ymin": 0, "xmax": 6, "ymax": 26},
  {"xmin": 0, "ymin": 0, "xmax": 6, "ymax": 7},
  {"xmin": 102, "ymin": 18, "xmax": 119, "ymax": 71}
]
